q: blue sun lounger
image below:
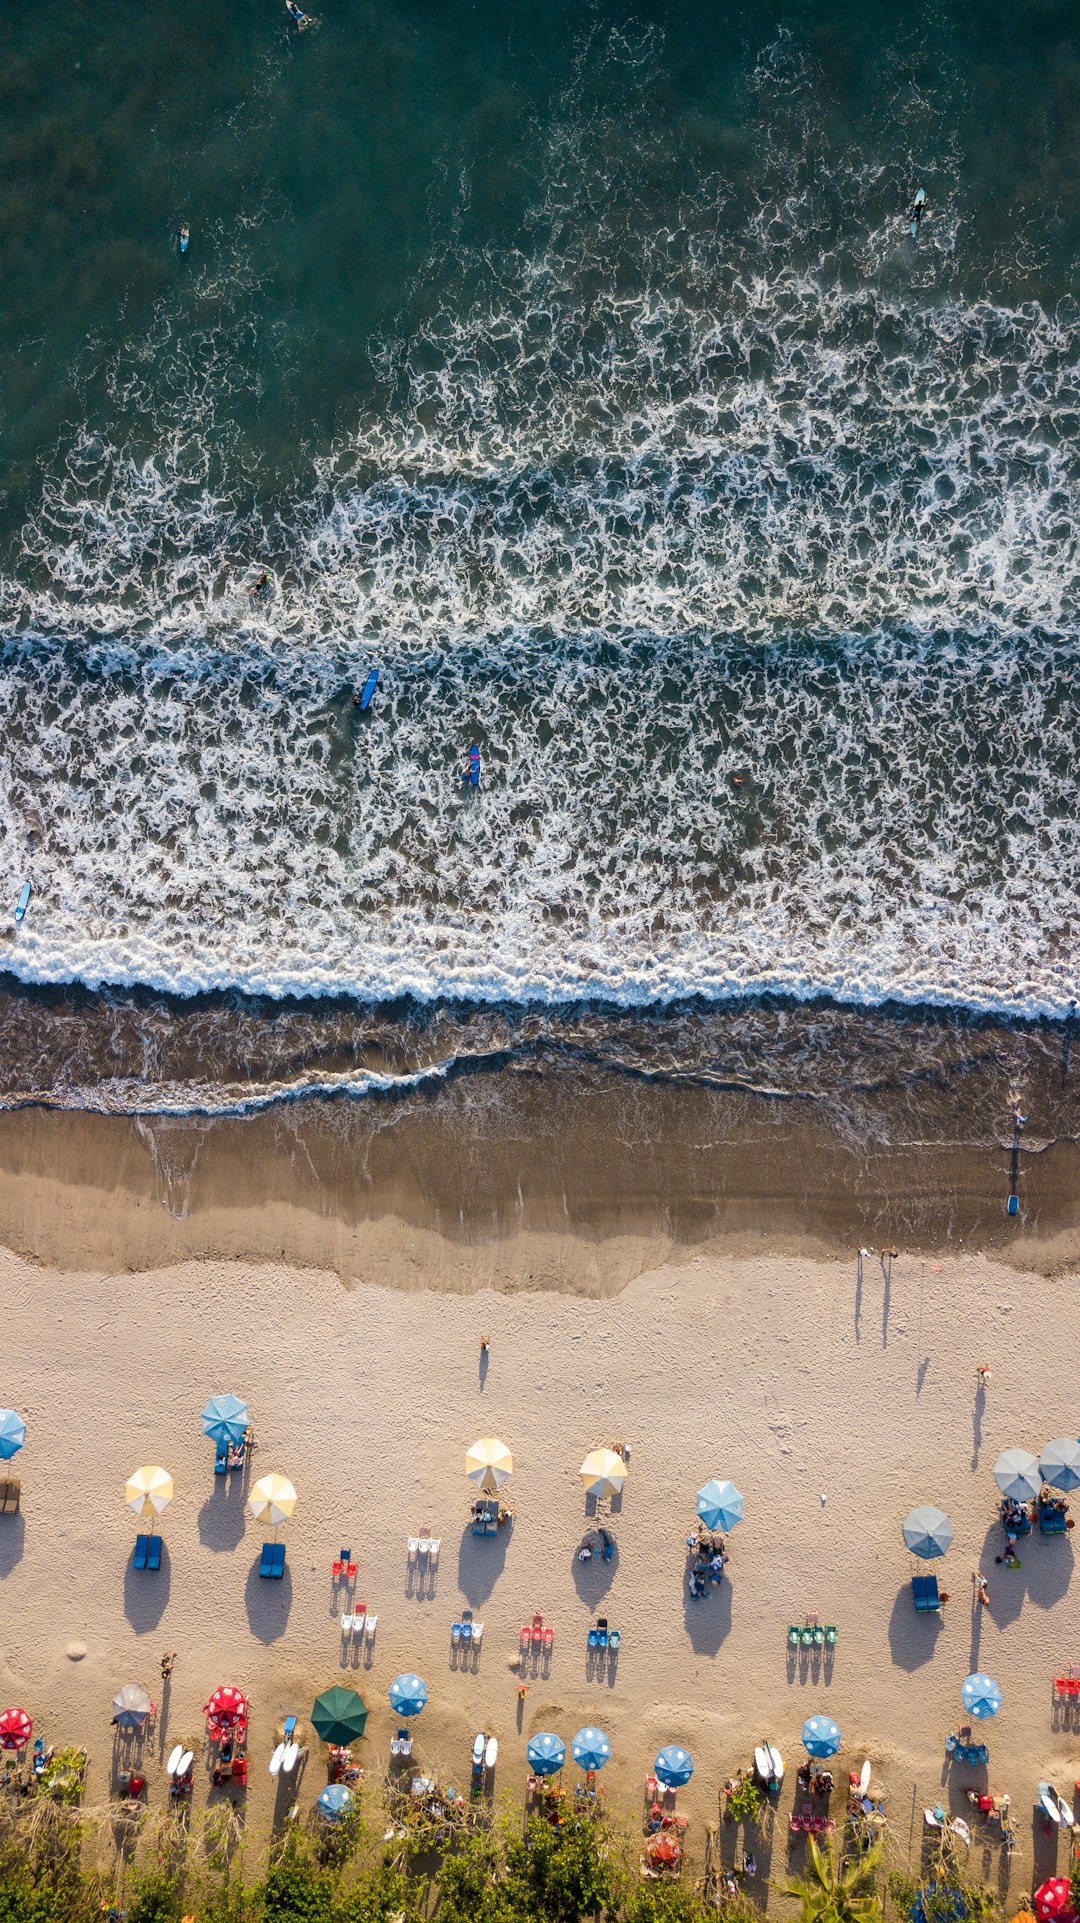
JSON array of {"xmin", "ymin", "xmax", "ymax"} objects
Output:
[
  {"xmin": 133, "ymin": 1534, "xmax": 148, "ymax": 1570},
  {"xmin": 1040, "ymin": 1501, "xmax": 1068, "ymax": 1535},
  {"xmin": 215, "ymin": 1441, "xmax": 229, "ymax": 1475},
  {"xmin": 912, "ymin": 1575, "xmax": 941, "ymax": 1612},
  {"xmin": 259, "ymin": 1541, "xmax": 286, "ymax": 1579}
]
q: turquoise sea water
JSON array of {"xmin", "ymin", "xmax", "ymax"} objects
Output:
[{"xmin": 0, "ymin": 0, "xmax": 1079, "ymax": 1113}]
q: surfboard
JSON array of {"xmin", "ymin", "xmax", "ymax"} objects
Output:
[
  {"xmin": 1055, "ymin": 1789, "xmax": 1075, "ymax": 1827},
  {"xmin": 282, "ymin": 1741, "xmax": 299, "ymax": 1773},
  {"xmin": 358, "ymin": 668, "xmax": 378, "ymax": 711},
  {"xmin": 754, "ymin": 1747, "xmax": 771, "ymax": 1783},
  {"xmin": 859, "ymin": 1760, "xmax": 872, "ymax": 1795},
  {"xmin": 269, "ymin": 1742, "xmax": 285, "ymax": 1776},
  {"xmin": 468, "ymin": 745, "xmax": 481, "ymax": 787},
  {"xmin": 166, "ymin": 1744, "xmax": 183, "ymax": 1776},
  {"xmin": 1039, "ymin": 1783, "xmax": 1062, "ymax": 1823},
  {"xmin": 178, "ymin": 1750, "xmax": 194, "ymax": 1775},
  {"xmin": 14, "ymin": 882, "xmax": 31, "ymax": 923},
  {"xmin": 472, "ymin": 1733, "xmax": 485, "ymax": 1766},
  {"xmin": 767, "ymin": 1744, "xmax": 784, "ymax": 1783},
  {"xmin": 485, "ymin": 1736, "xmax": 498, "ymax": 1769},
  {"xmin": 909, "ymin": 188, "xmax": 926, "ymax": 238}
]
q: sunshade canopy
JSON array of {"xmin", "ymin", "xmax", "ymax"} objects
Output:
[
  {"xmin": 112, "ymin": 1684, "xmax": 152, "ymax": 1729},
  {"xmin": 993, "ymin": 1448, "xmax": 1041, "ymax": 1502},
  {"xmin": 388, "ymin": 1673, "xmax": 428, "ymax": 1718},
  {"xmin": 527, "ymin": 1732, "xmax": 566, "ymax": 1775},
  {"xmin": 125, "ymin": 1465, "xmax": 173, "ymax": 1518},
  {"xmin": 960, "ymin": 1673, "xmax": 1002, "ymax": 1719},
  {"xmin": 201, "ymin": 1395, "xmax": 250, "ymax": 1444},
  {"xmin": 571, "ymin": 1727, "xmax": 611, "ymax": 1771},
  {"xmin": 802, "ymin": 1715, "xmax": 842, "ymax": 1757},
  {"xmin": 579, "ymin": 1448, "xmax": 627, "ymax": 1498},
  {"xmin": 902, "ymin": 1505, "xmax": 955, "ymax": 1559},
  {"xmin": 311, "ymin": 1687, "xmax": 368, "ymax": 1745},
  {"xmin": 0, "ymin": 1410, "xmax": 26, "ymax": 1460},
  {"xmin": 317, "ymin": 1783, "xmax": 353, "ymax": 1819},
  {"xmin": 696, "ymin": 1479, "xmax": 744, "ymax": 1530},
  {"xmin": 0, "ymin": 1708, "xmax": 31, "ymax": 1750},
  {"xmin": 465, "ymin": 1437, "xmax": 513, "ymax": 1493},
  {"xmin": 248, "ymin": 1473, "xmax": 297, "ymax": 1525},
  {"xmin": 655, "ymin": 1744, "xmax": 694, "ymax": 1786},
  {"xmin": 204, "ymin": 1685, "xmax": 248, "ymax": 1727},
  {"xmin": 1040, "ymin": 1439, "xmax": 1080, "ymax": 1492},
  {"xmin": 1034, "ymin": 1882, "xmax": 1075, "ymax": 1921}
]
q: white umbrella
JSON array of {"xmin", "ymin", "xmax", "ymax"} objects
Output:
[
  {"xmin": 248, "ymin": 1473, "xmax": 297, "ymax": 1526},
  {"xmin": 992, "ymin": 1448, "xmax": 1041, "ymax": 1503},
  {"xmin": 125, "ymin": 1466, "xmax": 173, "ymax": 1519}
]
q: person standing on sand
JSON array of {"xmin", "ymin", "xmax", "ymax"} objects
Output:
[{"xmin": 973, "ymin": 1570, "xmax": 989, "ymax": 1606}]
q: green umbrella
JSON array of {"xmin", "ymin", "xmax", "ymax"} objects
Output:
[{"xmin": 311, "ymin": 1687, "xmax": 368, "ymax": 1745}]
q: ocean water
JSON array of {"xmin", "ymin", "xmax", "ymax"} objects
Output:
[{"xmin": 1, "ymin": 0, "xmax": 1079, "ymax": 1121}]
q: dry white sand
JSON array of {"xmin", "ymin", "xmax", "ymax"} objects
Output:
[{"xmin": 0, "ymin": 1238, "xmax": 1077, "ymax": 1900}]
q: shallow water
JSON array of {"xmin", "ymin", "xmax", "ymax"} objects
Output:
[{"xmin": 1, "ymin": 1, "xmax": 1078, "ymax": 1119}]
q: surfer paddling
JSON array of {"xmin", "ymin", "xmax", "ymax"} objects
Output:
[
  {"xmin": 248, "ymin": 571, "xmax": 272, "ymax": 597},
  {"xmin": 908, "ymin": 188, "xmax": 926, "ymax": 237},
  {"xmin": 285, "ymin": 0, "xmax": 317, "ymax": 27}
]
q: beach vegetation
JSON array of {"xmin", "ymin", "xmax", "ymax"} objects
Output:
[
  {"xmin": 785, "ymin": 1836, "xmax": 882, "ymax": 1923},
  {"xmin": 724, "ymin": 1779, "xmax": 764, "ymax": 1826}
]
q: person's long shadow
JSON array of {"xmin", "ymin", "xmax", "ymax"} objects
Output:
[
  {"xmin": 887, "ymin": 1584, "xmax": 942, "ymax": 1671},
  {"xmin": 479, "ymin": 1349, "xmax": 490, "ymax": 1392},
  {"xmin": 244, "ymin": 1558, "xmax": 293, "ymax": 1643},
  {"xmin": 199, "ymin": 1474, "xmax": 249, "ymax": 1554},
  {"xmin": 854, "ymin": 1257, "xmax": 863, "ymax": 1343},
  {"xmin": 683, "ymin": 1576, "xmax": 732, "ymax": 1656},
  {"xmin": 0, "ymin": 1515, "xmax": 25, "ymax": 1578},
  {"xmin": 456, "ymin": 1525, "xmax": 510, "ymax": 1606},
  {"xmin": 123, "ymin": 1547, "xmax": 172, "ymax": 1633},
  {"xmin": 882, "ymin": 1256, "xmax": 891, "ymax": 1345},
  {"xmin": 971, "ymin": 1382, "xmax": 986, "ymax": 1470}
]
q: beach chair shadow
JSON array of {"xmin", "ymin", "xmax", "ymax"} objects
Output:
[
  {"xmin": 456, "ymin": 1525, "xmax": 509, "ymax": 1605},
  {"xmin": 198, "ymin": 1474, "xmax": 248, "ymax": 1554},
  {"xmin": 887, "ymin": 1585, "xmax": 941, "ymax": 1671},
  {"xmin": 0, "ymin": 1514, "xmax": 25, "ymax": 1579},
  {"xmin": 244, "ymin": 1557, "xmax": 293, "ymax": 1643},
  {"xmin": 682, "ymin": 1576, "xmax": 732, "ymax": 1655},
  {"xmin": 124, "ymin": 1544, "xmax": 171, "ymax": 1631}
]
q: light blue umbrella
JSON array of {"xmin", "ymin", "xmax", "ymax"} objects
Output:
[
  {"xmin": 902, "ymin": 1505, "xmax": 954, "ymax": 1559},
  {"xmin": 571, "ymin": 1727, "xmax": 611, "ymax": 1772},
  {"xmin": 696, "ymin": 1479, "xmax": 744, "ymax": 1531},
  {"xmin": 1041, "ymin": 1438, "xmax": 1080, "ymax": 1493},
  {"xmin": 960, "ymin": 1673, "xmax": 1001, "ymax": 1720},
  {"xmin": 802, "ymin": 1715, "xmax": 842, "ymax": 1758},
  {"xmin": 0, "ymin": 1411, "xmax": 25, "ymax": 1461},
  {"xmin": 993, "ymin": 1448, "xmax": 1041, "ymax": 1503},
  {"xmin": 317, "ymin": 1783, "xmax": 353, "ymax": 1819},
  {"xmin": 201, "ymin": 1395, "xmax": 249, "ymax": 1445},
  {"xmin": 388, "ymin": 1674, "xmax": 427, "ymax": 1718},
  {"xmin": 527, "ymin": 1733, "xmax": 566, "ymax": 1776},
  {"xmin": 655, "ymin": 1745, "xmax": 694, "ymax": 1787}
]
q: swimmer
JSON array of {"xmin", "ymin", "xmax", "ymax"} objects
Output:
[
  {"xmin": 174, "ymin": 225, "xmax": 189, "ymax": 255},
  {"xmin": 908, "ymin": 188, "xmax": 927, "ymax": 237},
  {"xmin": 248, "ymin": 571, "xmax": 271, "ymax": 597},
  {"xmin": 285, "ymin": 0, "xmax": 316, "ymax": 26}
]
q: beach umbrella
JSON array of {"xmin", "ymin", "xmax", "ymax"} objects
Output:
[
  {"xmin": 802, "ymin": 1715, "xmax": 842, "ymax": 1758},
  {"xmin": 0, "ymin": 1708, "xmax": 31, "ymax": 1750},
  {"xmin": 1040, "ymin": 1439, "xmax": 1080, "ymax": 1493},
  {"xmin": 125, "ymin": 1465, "xmax": 173, "ymax": 1519},
  {"xmin": 311, "ymin": 1687, "xmax": 368, "ymax": 1745},
  {"xmin": 111, "ymin": 1684, "xmax": 152, "ymax": 1731},
  {"xmin": 388, "ymin": 1674, "xmax": 428, "ymax": 1719},
  {"xmin": 655, "ymin": 1745, "xmax": 694, "ymax": 1787},
  {"xmin": 579, "ymin": 1448, "xmax": 628, "ymax": 1498},
  {"xmin": 527, "ymin": 1733, "xmax": 566, "ymax": 1776},
  {"xmin": 992, "ymin": 1448, "xmax": 1041, "ymax": 1503},
  {"xmin": 317, "ymin": 1783, "xmax": 353, "ymax": 1820},
  {"xmin": 696, "ymin": 1479, "xmax": 744, "ymax": 1531},
  {"xmin": 571, "ymin": 1727, "xmax": 611, "ymax": 1772},
  {"xmin": 960, "ymin": 1673, "xmax": 1002, "ymax": 1720},
  {"xmin": 248, "ymin": 1473, "xmax": 297, "ymax": 1526},
  {"xmin": 1034, "ymin": 1882, "xmax": 1075, "ymax": 1922},
  {"xmin": 204, "ymin": 1685, "xmax": 248, "ymax": 1729},
  {"xmin": 902, "ymin": 1505, "xmax": 955, "ymax": 1559},
  {"xmin": 0, "ymin": 1411, "xmax": 26, "ymax": 1460},
  {"xmin": 201, "ymin": 1395, "xmax": 249, "ymax": 1445},
  {"xmin": 465, "ymin": 1437, "xmax": 513, "ymax": 1494}
]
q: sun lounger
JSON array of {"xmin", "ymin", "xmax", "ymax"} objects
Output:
[
  {"xmin": 147, "ymin": 1535, "xmax": 162, "ymax": 1570},
  {"xmin": 788, "ymin": 1625, "xmax": 800, "ymax": 1646},
  {"xmin": 596, "ymin": 1618, "xmax": 608, "ymax": 1647},
  {"xmin": 407, "ymin": 1538, "xmax": 419, "ymax": 1563},
  {"xmin": 912, "ymin": 1575, "xmax": 941, "ymax": 1612},
  {"xmin": 461, "ymin": 1610, "xmax": 473, "ymax": 1643},
  {"xmin": 1040, "ymin": 1503, "xmax": 1068, "ymax": 1535},
  {"xmin": 609, "ymin": 1628, "xmax": 620, "ymax": 1650},
  {"xmin": 428, "ymin": 1538, "xmax": 440, "ymax": 1564},
  {"xmin": 0, "ymin": 1478, "xmax": 19, "ymax": 1516},
  {"xmin": 543, "ymin": 1626, "xmax": 554, "ymax": 1648},
  {"xmin": 531, "ymin": 1613, "xmax": 544, "ymax": 1645},
  {"xmin": 825, "ymin": 1625, "xmax": 838, "ymax": 1645},
  {"xmin": 259, "ymin": 1541, "xmax": 286, "ymax": 1579},
  {"xmin": 353, "ymin": 1603, "xmax": 366, "ymax": 1631},
  {"xmin": 417, "ymin": 1537, "xmax": 431, "ymax": 1557},
  {"xmin": 451, "ymin": 1621, "xmax": 462, "ymax": 1646},
  {"xmin": 587, "ymin": 1626, "xmax": 600, "ymax": 1648},
  {"xmin": 215, "ymin": 1442, "xmax": 229, "ymax": 1475},
  {"xmin": 341, "ymin": 1612, "xmax": 354, "ymax": 1634},
  {"xmin": 133, "ymin": 1534, "xmax": 149, "ymax": 1570},
  {"xmin": 800, "ymin": 1625, "xmax": 814, "ymax": 1646},
  {"xmin": 812, "ymin": 1625, "xmax": 825, "ymax": 1646}
]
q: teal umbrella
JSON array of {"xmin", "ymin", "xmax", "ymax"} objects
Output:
[
  {"xmin": 311, "ymin": 1688, "xmax": 368, "ymax": 1744},
  {"xmin": 902, "ymin": 1505, "xmax": 954, "ymax": 1559},
  {"xmin": 389, "ymin": 1674, "xmax": 427, "ymax": 1718},
  {"xmin": 571, "ymin": 1727, "xmax": 611, "ymax": 1771},
  {"xmin": 201, "ymin": 1395, "xmax": 249, "ymax": 1445},
  {"xmin": 0, "ymin": 1411, "xmax": 25, "ymax": 1460},
  {"xmin": 527, "ymin": 1733, "xmax": 565, "ymax": 1775},
  {"xmin": 696, "ymin": 1479, "xmax": 744, "ymax": 1530},
  {"xmin": 655, "ymin": 1745, "xmax": 694, "ymax": 1786},
  {"xmin": 961, "ymin": 1674, "xmax": 1001, "ymax": 1720},
  {"xmin": 802, "ymin": 1715, "xmax": 841, "ymax": 1757},
  {"xmin": 1040, "ymin": 1439, "xmax": 1080, "ymax": 1492}
]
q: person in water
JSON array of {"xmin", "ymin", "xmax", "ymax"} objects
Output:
[
  {"xmin": 909, "ymin": 191, "xmax": 926, "ymax": 230},
  {"xmin": 249, "ymin": 571, "xmax": 271, "ymax": 597},
  {"xmin": 285, "ymin": 0, "xmax": 315, "ymax": 25},
  {"xmin": 174, "ymin": 225, "xmax": 189, "ymax": 254}
]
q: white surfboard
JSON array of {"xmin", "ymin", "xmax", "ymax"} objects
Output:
[
  {"xmin": 859, "ymin": 1760, "xmax": 872, "ymax": 1795},
  {"xmin": 767, "ymin": 1744, "xmax": 784, "ymax": 1783},
  {"xmin": 166, "ymin": 1744, "xmax": 183, "ymax": 1776},
  {"xmin": 179, "ymin": 1750, "xmax": 194, "ymax": 1775},
  {"xmin": 282, "ymin": 1741, "xmax": 299, "ymax": 1773},
  {"xmin": 472, "ymin": 1733, "xmax": 485, "ymax": 1765},
  {"xmin": 1040, "ymin": 1783, "xmax": 1062, "ymax": 1824},
  {"xmin": 1056, "ymin": 1791, "xmax": 1075, "ymax": 1827},
  {"xmin": 754, "ymin": 1746, "xmax": 770, "ymax": 1781},
  {"xmin": 485, "ymin": 1736, "xmax": 498, "ymax": 1769},
  {"xmin": 269, "ymin": 1742, "xmax": 285, "ymax": 1776}
]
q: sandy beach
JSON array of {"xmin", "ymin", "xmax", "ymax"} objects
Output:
[{"xmin": 1, "ymin": 1230, "xmax": 1078, "ymax": 1899}]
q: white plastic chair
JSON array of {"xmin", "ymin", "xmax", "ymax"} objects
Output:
[
  {"xmin": 417, "ymin": 1537, "xmax": 431, "ymax": 1557},
  {"xmin": 364, "ymin": 1614, "xmax": 377, "ymax": 1642},
  {"xmin": 428, "ymin": 1538, "xmax": 441, "ymax": 1564},
  {"xmin": 451, "ymin": 1621, "xmax": 462, "ymax": 1646},
  {"xmin": 407, "ymin": 1538, "xmax": 419, "ymax": 1563},
  {"xmin": 472, "ymin": 1621, "xmax": 484, "ymax": 1648},
  {"xmin": 353, "ymin": 1607, "xmax": 366, "ymax": 1634},
  {"xmin": 340, "ymin": 1612, "xmax": 354, "ymax": 1635}
]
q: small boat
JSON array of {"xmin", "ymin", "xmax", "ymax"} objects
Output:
[
  {"xmin": 357, "ymin": 667, "xmax": 379, "ymax": 712},
  {"xmin": 14, "ymin": 881, "xmax": 30, "ymax": 923},
  {"xmin": 166, "ymin": 1744, "xmax": 183, "ymax": 1776},
  {"xmin": 269, "ymin": 1741, "xmax": 285, "ymax": 1776}
]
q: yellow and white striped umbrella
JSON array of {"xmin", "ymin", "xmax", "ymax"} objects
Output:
[
  {"xmin": 579, "ymin": 1448, "xmax": 627, "ymax": 1498},
  {"xmin": 125, "ymin": 1465, "xmax": 174, "ymax": 1519},
  {"xmin": 248, "ymin": 1473, "xmax": 297, "ymax": 1526},
  {"xmin": 465, "ymin": 1437, "xmax": 513, "ymax": 1494}
]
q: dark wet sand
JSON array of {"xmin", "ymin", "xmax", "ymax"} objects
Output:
[{"xmin": 0, "ymin": 1068, "xmax": 1077, "ymax": 1290}]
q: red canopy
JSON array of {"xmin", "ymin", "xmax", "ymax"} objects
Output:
[
  {"xmin": 1034, "ymin": 1882, "xmax": 1075, "ymax": 1922},
  {"xmin": 203, "ymin": 1686, "xmax": 248, "ymax": 1727},
  {"xmin": 0, "ymin": 1708, "xmax": 32, "ymax": 1750}
]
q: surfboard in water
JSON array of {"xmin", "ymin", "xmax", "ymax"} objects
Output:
[
  {"xmin": 14, "ymin": 882, "xmax": 31, "ymax": 923},
  {"xmin": 909, "ymin": 188, "xmax": 926, "ymax": 238},
  {"xmin": 358, "ymin": 668, "xmax": 378, "ymax": 711},
  {"xmin": 468, "ymin": 745, "xmax": 481, "ymax": 787}
]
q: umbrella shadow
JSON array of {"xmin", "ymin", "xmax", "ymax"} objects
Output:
[
  {"xmin": 198, "ymin": 1473, "xmax": 249, "ymax": 1553},
  {"xmin": 456, "ymin": 1526, "xmax": 509, "ymax": 1605},
  {"xmin": 980, "ymin": 1521, "xmax": 1026, "ymax": 1631},
  {"xmin": 887, "ymin": 1584, "xmax": 942, "ymax": 1671},
  {"xmin": 123, "ymin": 1545, "xmax": 172, "ymax": 1632},
  {"xmin": 0, "ymin": 1515, "xmax": 25, "ymax": 1578},
  {"xmin": 244, "ymin": 1557, "xmax": 293, "ymax": 1643},
  {"xmin": 683, "ymin": 1575, "xmax": 732, "ymax": 1655},
  {"xmin": 571, "ymin": 1534, "xmax": 618, "ymax": 1603},
  {"xmin": 1025, "ymin": 1531, "xmax": 1074, "ymax": 1612}
]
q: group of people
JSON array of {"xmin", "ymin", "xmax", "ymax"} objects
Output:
[{"xmin": 686, "ymin": 1527, "xmax": 727, "ymax": 1598}]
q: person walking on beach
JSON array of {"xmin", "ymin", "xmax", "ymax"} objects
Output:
[
  {"xmin": 160, "ymin": 1650, "xmax": 176, "ymax": 1683},
  {"xmin": 973, "ymin": 1570, "xmax": 989, "ymax": 1607}
]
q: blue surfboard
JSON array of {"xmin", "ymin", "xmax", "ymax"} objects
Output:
[
  {"xmin": 468, "ymin": 745, "xmax": 481, "ymax": 788},
  {"xmin": 358, "ymin": 668, "xmax": 378, "ymax": 712},
  {"xmin": 14, "ymin": 881, "xmax": 31, "ymax": 924}
]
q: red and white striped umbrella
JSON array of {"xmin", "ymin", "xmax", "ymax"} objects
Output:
[
  {"xmin": 203, "ymin": 1685, "xmax": 248, "ymax": 1728},
  {"xmin": 0, "ymin": 1707, "xmax": 32, "ymax": 1750}
]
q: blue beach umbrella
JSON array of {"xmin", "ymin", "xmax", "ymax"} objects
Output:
[
  {"xmin": 317, "ymin": 1783, "xmax": 353, "ymax": 1819},
  {"xmin": 960, "ymin": 1673, "xmax": 1001, "ymax": 1720},
  {"xmin": 527, "ymin": 1733, "xmax": 566, "ymax": 1776},
  {"xmin": 0, "ymin": 1411, "xmax": 25, "ymax": 1461},
  {"xmin": 655, "ymin": 1745, "xmax": 694, "ymax": 1787},
  {"xmin": 571, "ymin": 1727, "xmax": 611, "ymax": 1772},
  {"xmin": 201, "ymin": 1395, "xmax": 249, "ymax": 1445},
  {"xmin": 902, "ymin": 1505, "xmax": 954, "ymax": 1559},
  {"xmin": 388, "ymin": 1674, "xmax": 428, "ymax": 1718},
  {"xmin": 992, "ymin": 1448, "xmax": 1041, "ymax": 1503},
  {"xmin": 696, "ymin": 1479, "xmax": 744, "ymax": 1531},
  {"xmin": 1040, "ymin": 1438, "xmax": 1080, "ymax": 1492},
  {"xmin": 802, "ymin": 1715, "xmax": 842, "ymax": 1758}
]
